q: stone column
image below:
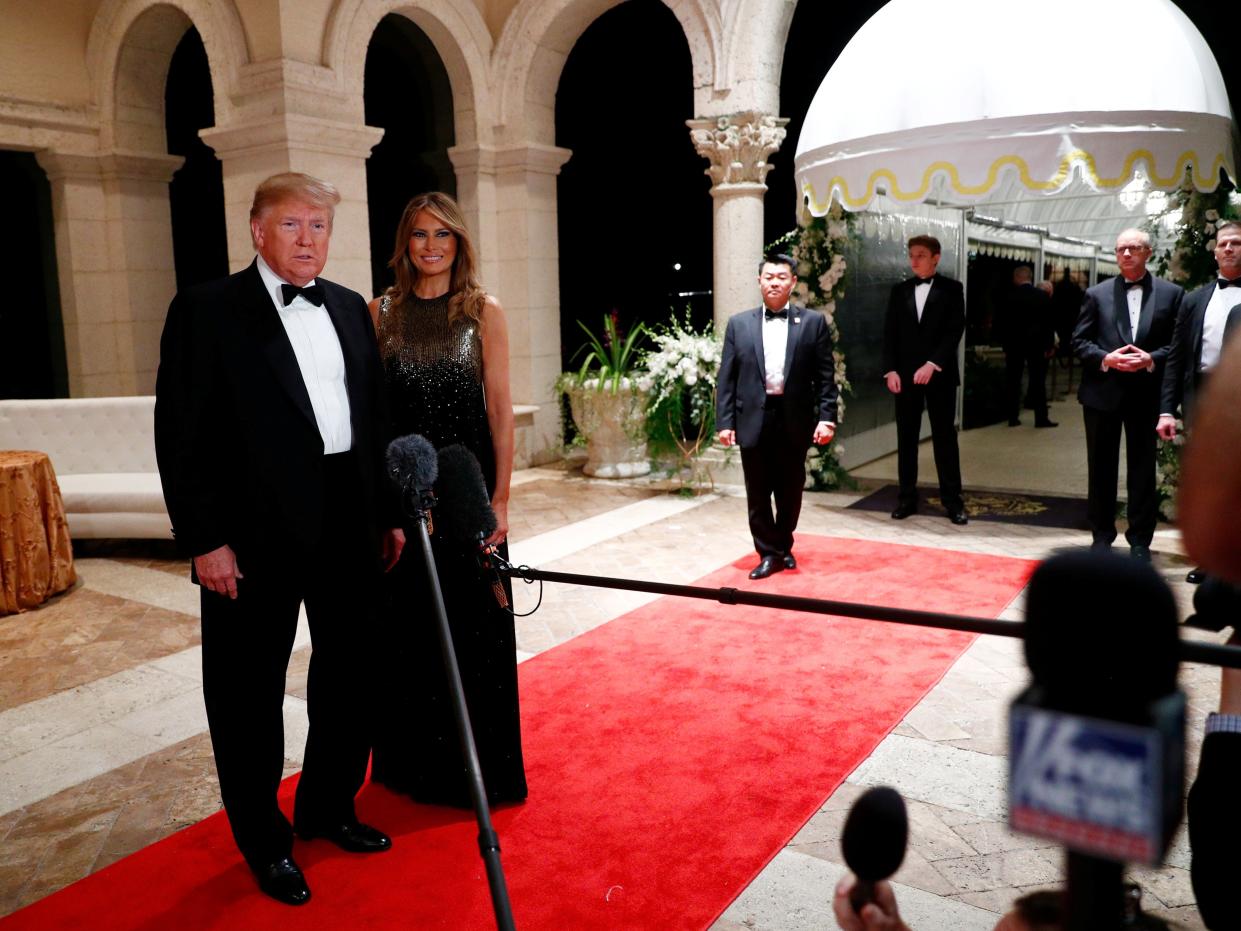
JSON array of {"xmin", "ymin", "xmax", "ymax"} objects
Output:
[
  {"xmin": 687, "ymin": 111, "xmax": 788, "ymax": 329},
  {"xmin": 447, "ymin": 143, "xmax": 500, "ymax": 292},
  {"xmin": 37, "ymin": 150, "xmax": 182, "ymax": 396},
  {"xmin": 200, "ymin": 116, "xmax": 384, "ymax": 298},
  {"xmin": 490, "ymin": 143, "xmax": 572, "ymax": 466}
]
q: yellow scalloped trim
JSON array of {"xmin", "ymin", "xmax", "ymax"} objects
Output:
[{"xmin": 803, "ymin": 148, "xmax": 1232, "ymax": 213}]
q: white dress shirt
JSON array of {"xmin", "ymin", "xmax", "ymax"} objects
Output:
[
  {"xmin": 255, "ymin": 255, "xmax": 353, "ymax": 454},
  {"xmin": 913, "ymin": 279, "xmax": 932, "ymax": 321},
  {"xmin": 1125, "ymin": 280, "xmax": 1143, "ymax": 336},
  {"xmin": 762, "ymin": 306, "xmax": 788, "ymax": 394},
  {"xmin": 1201, "ymin": 280, "xmax": 1241, "ymax": 372}
]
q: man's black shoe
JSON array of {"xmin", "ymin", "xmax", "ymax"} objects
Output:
[
  {"xmin": 782, "ymin": 553, "xmax": 797, "ymax": 570},
  {"xmin": 1090, "ymin": 540, "xmax": 1112, "ymax": 552},
  {"xmin": 254, "ymin": 857, "xmax": 311, "ymax": 906},
  {"xmin": 1187, "ymin": 567, "xmax": 1206, "ymax": 584},
  {"xmin": 749, "ymin": 556, "xmax": 784, "ymax": 580},
  {"xmin": 948, "ymin": 509, "xmax": 968, "ymax": 526},
  {"xmin": 1129, "ymin": 545, "xmax": 1152, "ymax": 562},
  {"xmin": 296, "ymin": 821, "xmax": 392, "ymax": 853},
  {"xmin": 890, "ymin": 504, "xmax": 917, "ymax": 520},
  {"xmin": 1008, "ymin": 418, "xmax": 1021, "ymax": 427},
  {"xmin": 1035, "ymin": 419, "xmax": 1059, "ymax": 428}
]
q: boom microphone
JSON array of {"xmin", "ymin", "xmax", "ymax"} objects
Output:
[
  {"xmin": 841, "ymin": 786, "xmax": 908, "ymax": 913},
  {"xmin": 434, "ymin": 444, "xmax": 498, "ymax": 545},
  {"xmin": 386, "ymin": 433, "xmax": 438, "ymax": 517}
]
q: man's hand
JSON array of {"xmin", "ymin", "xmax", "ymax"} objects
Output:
[
  {"xmin": 1156, "ymin": 414, "xmax": 1178, "ymax": 441},
  {"xmin": 912, "ymin": 362, "xmax": 937, "ymax": 385},
  {"xmin": 382, "ymin": 527, "xmax": 405, "ymax": 571},
  {"xmin": 885, "ymin": 372, "xmax": 901, "ymax": 395},
  {"xmin": 832, "ymin": 876, "xmax": 911, "ymax": 931},
  {"xmin": 813, "ymin": 422, "xmax": 836, "ymax": 445},
  {"xmin": 717, "ymin": 429, "xmax": 737, "ymax": 447},
  {"xmin": 486, "ymin": 497, "xmax": 509, "ymax": 547},
  {"xmin": 1104, "ymin": 344, "xmax": 1151, "ymax": 372},
  {"xmin": 195, "ymin": 544, "xmax": 242, "ymax": 599}
]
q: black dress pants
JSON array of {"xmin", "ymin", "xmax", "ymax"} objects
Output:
[
  {"xmin": 1083, "ymin": 401, "xmax": 1158, "ymax": 547},
  {"xmin": 199, "ymin": 451, "xmax": 381, "ymax": 869},
  {"xmin": 739, "ymin": 397, "xmax": 808, "ymax": 559},
  {"xmin": 894, "ymin": 379, "xmax": 963, "ymax": 512},
  {"xmin": 1005, "ymin": 348, "xmax": 1049, "ymax": 421}
]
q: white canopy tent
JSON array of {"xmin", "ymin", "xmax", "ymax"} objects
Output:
[{"xmin": 794, "ymin": 0, "xmax": 1235, "ymax": 254}]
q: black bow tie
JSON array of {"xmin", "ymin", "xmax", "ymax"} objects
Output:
[
  {"xmin": 764, "ymin": 308, "xmax": 788, "ymax": 320},
  {"xmin": 914, "ymin": 277, "xmax": 933, "ymax": 285},
  {"xmin": 1124, "ymin": 278, "xmax": 1146, "ymax": 290},
  {"xmin": 281, "ymin": 283, "xmax": 324, "ymax": 307},
  {"xmin": 1218, "ymin": 278, "xmax": 1241, "ymax": 288}
]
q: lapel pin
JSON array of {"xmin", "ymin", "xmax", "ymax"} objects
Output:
[{"xmin": 793, "ymin": 316, "xmax": 800, "ymax": 324}]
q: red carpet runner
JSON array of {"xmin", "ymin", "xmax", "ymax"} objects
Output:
[{"xmin": 4, "ymin": 536, "xmax": 1034, "ymax": 930}]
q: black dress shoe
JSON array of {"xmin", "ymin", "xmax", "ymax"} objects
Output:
[
  {"xmin": 297, "ymin": 821, "xmax": 392, "ymax": 853},
  {"xmin": 748, "ymin": 556, "xmax": 784, "ymax": 580},
  {"xmin": 1187, "ymin": 567, "xmax": 1206, "ymax": 584},
  {"xmin": 1008, "ymin": 418, "xmax": 1021, "ymax": 427},
  {"xmin": 890, "ymin": 503, "xmax": 917, "ymax": 520},
  {"xmin": 1035, "ymin": 419, "xmax": 1059, "ymax": 428},
  {"xmin": 254, "ymin": 857, "xmax": 311, "ymax": 906},
  {"xmin": 948, "ymin": 510, "xmax": 968, "ymax": 526},
  {"xmin": 782, "ymin": 553, "xmax": 797, "ymax": 570},
  {"xmin": 1129, "ymin": 545, "xmax": 1152, "ymax": 562}
]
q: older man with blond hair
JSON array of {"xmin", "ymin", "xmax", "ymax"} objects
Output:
[{"xmin": 155, "ymin": 172, "xmax": 403, "ymax": 905}]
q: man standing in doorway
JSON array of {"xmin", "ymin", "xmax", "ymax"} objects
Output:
[
  {"xmin": 716, "ymin": 254, "xmax": 838, "ymax": 580},
  {"xmin": 1072, "ymin": 227, "xmax": 1182, "ymax": 560},
  {"xmin": 155, "ymin": 173, "xmax": 404, "ymax": 905},
  {"xmin": 1158, "ymin": 219, "xmax": 1241, "ymax": 582},
  {"xmin": 883, "ymin": 235, "xmax": 967, "ymax": 525},
  {"xmin": 997, "ymin": 265, "xmax": 1058, "ymax": 428}
]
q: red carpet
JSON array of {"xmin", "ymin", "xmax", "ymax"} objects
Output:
[{"xmin": 3, "ymin": 536, "xmax": 1034, "ymax": 930}]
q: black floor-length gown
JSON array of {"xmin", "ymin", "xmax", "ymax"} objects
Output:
[{"xmin": 370, "ymin": 292, "xmax": 527, "ymax": 806}]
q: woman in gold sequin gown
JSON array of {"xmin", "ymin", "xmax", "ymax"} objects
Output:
[{"xmin": 367, "ymin": 192, "xmax": 527, "ymax": 806}]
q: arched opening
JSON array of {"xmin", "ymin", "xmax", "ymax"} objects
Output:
[
  {"xmin": 555, "ymin": 0, "xmax": 709, "ymax": 370},
  {"xmin": 0, "ymin": 151, "xmax": 66, "ymax": 398},
  {"xmin": 364, "ymin": 13, "xmax": 457, "ymax": 297},
  {"xmin": 166, "ymin": 26, "xmax": 227, "ymax": 290}
]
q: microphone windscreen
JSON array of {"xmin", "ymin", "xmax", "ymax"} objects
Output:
[
  {"xmin": 841, "ymin": 786, "xmax": 907, "ymax": 882},
  {"xmin": 1024, "ymin": 549, "xmax": 1179, "ymax": 712},
  {"xmin": 435, "ymin": 444, "xmax": 498, "ymax": 544},
  {"xmin": 386, "ymin": 434, "xmax": 438, "ymax": 495}
]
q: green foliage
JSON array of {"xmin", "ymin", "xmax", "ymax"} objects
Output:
[
  {"xmin": 561, "ymin": 313, "xmax": 649, "ymax": 392},
  {"xmin": 1148, "ymin": 173, "xmax": 1238, "ymax": 290}
]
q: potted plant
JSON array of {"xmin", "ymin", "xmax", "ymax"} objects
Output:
[{"xmin": 558, "ymin": 313, "xmax": 651, "ymax": 478}]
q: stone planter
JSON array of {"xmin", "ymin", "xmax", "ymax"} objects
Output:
[{"xmin": 565, "ymin": 382, "xmax": 650, "ymax": 478}]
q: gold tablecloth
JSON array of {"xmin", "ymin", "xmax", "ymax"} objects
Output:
[{"xmin": 0, "ymin": 451, "xmax": 76, "ymax": 615}]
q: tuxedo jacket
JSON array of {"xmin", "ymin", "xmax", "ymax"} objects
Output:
[
  {"xmin": 154, "ymin": 260, "xmax": 392, "ymax": 571},
  {"xmin": 1160, "ymin": 281, "xmax": 1241, "ymax": 420},
  {"xmin": 882, "ymin": 274, "xmax": 965, "ymax": 385},
  {"xmin": 997, "ymin": 284, "xmax": 1056, "ymax": 355},
  {"xmin": 716, "ymin": 305, "xmax": 837, "ymax": 449},
  {"xmin": 1072, "ymin": 274, "xmax": 1183, "ymax": 414}
]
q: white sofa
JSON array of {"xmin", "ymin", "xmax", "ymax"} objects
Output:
[{"xmin": 0, "ymin": 396, "xmax": 171, "ymax": 539}]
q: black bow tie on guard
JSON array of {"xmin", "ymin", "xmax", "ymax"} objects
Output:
[
  {"xmin": 281, "ymin": 283, "xmax": 325, "ymax": 307},
  {"xmin": 1219, "ymin": 278, "xmax": 1241, "ymax": 288},
  {"xmin": 764, "ymin": 308, "xmax": 789, "ymax": 320},
  {"xmin": 1125, "ymin": 279, "xmax": 1146, "ymax": 290},
  {"xmin": 914, "ymin": 277, "xmax": 933, "ymax": 285}
]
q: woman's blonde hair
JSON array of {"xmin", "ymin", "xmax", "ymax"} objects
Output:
[{"xmin": 387, "ymin": 192, "xmax": 486, "ymax": 323}]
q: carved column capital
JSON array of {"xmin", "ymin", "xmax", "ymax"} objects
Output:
[{"xmin": 686, "ymin": 111, "xmax": 789, "ymax": 189}]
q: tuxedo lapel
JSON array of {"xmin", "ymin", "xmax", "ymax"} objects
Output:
[
  {"xmin": 782, "ymin": 305, "xmax": 804, "ymax": 381},
  {"xmin": 323, "ymin": 286, "xmax": 365, "ymax": 431},
  {"xmin": 748, "ymin": 307, "xmax": 766, "ymax": 377},
  {"xmin": 1191, "ymin": 293, "xmax": 1211, "ymax": 366},
  {"xmin": 1135, "ymin": 281, "xmax": 1155, "ymax": 345},
  {"xmin": 238, "ymin": 261, "xmax": 318, "ymax": 434}
]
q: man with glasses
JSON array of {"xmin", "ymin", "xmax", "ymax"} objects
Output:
[{"xmin": 1072, "ymin": 228, "xmax": 1183, "ymax": 560}]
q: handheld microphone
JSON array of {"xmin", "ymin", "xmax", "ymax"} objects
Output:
[
  {"xmin": 1012, "ymin": 549, "xmax": 1183, "ymax": 930},
  {"xmin": 840, "ymin": 786, "xmax": 908, "ymax": 913},
  {"xmin": 386, "ymin": 434, "xmax": 438, "ymax": 519}
]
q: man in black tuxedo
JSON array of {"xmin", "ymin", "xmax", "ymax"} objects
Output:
[
  {"xmin": 1157, "ymin": 219, "xmax": 1241, "ymax": 583},
  {"xmin": 1072, "ymin": 228, "xmax": 1183, "ymax": 561},
  {"xmin": 997, "ymin": 265, "xmax": 1058, "ymax": 428},
  {"xmin": 883, "ymin": 235, "xmax": 967, "ymax": 525},
  {"xmin": 716, "ymin": 254, "xmax": 838, "ymax": 580},
  {"xmin": 155, "ymin": 173, "xmax": 404, "ymax": 905}
]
